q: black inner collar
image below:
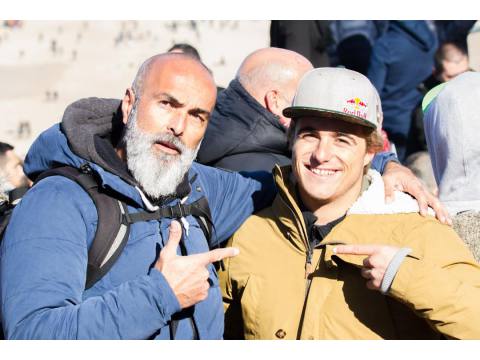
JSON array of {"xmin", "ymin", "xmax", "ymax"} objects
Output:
[{"xmin": 295, "ymin": 186, "xmax": 346, "ymax": 249}]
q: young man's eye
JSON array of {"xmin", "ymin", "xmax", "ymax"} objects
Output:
[
  {"xmin": 300, "ymin": 132, "xmax": 316, "ymax": 140},
  {"xmin": 337, "ymin": 137, "xmax": 352, "ymax": 145}
]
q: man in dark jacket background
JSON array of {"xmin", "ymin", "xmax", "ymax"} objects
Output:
[
  {"xmin": 368, "ymin": 20, "xmax": 438, "ymax": 162},
  {"xmin": 198, "ymin": 47, "xmax": 417, "ymax": 183},
  {"xmin": 197, "ymin": 47, "xmax": 312, "ymax": 172}
]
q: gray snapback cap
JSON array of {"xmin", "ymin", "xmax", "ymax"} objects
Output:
[{"xmin": 283, "ymin": 67, "xmax": 379, "ymax": 129}]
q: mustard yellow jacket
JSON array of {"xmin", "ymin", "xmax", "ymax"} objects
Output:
[{"xmin": 219, "ymin": 166, "xmax": 480, "ymax": 339}]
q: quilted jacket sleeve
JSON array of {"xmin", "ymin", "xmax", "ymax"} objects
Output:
[
  {"xmin": 388, "ymin": 220, "xmax": 480, "ymax": 339},
  {"xmin": 0, "ymin": 177, "xmax": 181, "ymax": 339}
]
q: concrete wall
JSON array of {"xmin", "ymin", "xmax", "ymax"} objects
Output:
[{"xmin": 0, "ymin": 20, "xmax": 270, "ymax": 155}]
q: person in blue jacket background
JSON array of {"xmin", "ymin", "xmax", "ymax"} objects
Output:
[
  {"xmin": 368, "ymin": 21, "xmax": 438, "ymax": 162},
  {"xmin": 0, "ymin": 53, "xmax": 444, "ymax": 339}
]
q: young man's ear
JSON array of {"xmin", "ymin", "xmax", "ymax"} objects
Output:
[
  {"xmin": 363, "ymin": 151, "xmax": 376, "ymax": 167},
  {"xmin": 121, "ymin": 88, "xmax": 136, "ymax": 125}
]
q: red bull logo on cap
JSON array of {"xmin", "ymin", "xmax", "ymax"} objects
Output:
[
  {"xmin": 343, "ymin": 97, "xmax": 368, "ymax": 119},
  {"xmin": 346, "ymin": 97, "xmax": 368, "ymax": 110}
]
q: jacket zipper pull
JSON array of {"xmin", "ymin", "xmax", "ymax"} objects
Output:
[{"xmin": 305, "ymin": 248, "xmax": 313, "ymax": 279}]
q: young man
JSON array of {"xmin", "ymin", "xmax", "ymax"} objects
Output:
[{"xmin": 220, "ymin": 68, "xmax": 480, "ymax": 339}]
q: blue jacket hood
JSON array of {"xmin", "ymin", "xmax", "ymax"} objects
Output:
[
  {"xmin": 424, "ymin": 72, "xmax": 480, "ymax": 215},
  {"xmin": 24, "ymin": 98, "xmax": 144, "ymax": 206},
  {"xmin": 392, "ymin": 21, "xmax": 437, "ymax": 52}
]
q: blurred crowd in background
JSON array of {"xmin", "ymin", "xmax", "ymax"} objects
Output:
[
  {"xmin": 270, "ymin": 20, "xmax": 477, "ymax": 195},
  {"xmin": 1, "ymin": 19, "xmax": 479, "ymax": 210}
]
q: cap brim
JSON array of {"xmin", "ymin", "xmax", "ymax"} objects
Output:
[{"xmin": 283, "ymin": 106, "xmax": 376, "ymax": 129}]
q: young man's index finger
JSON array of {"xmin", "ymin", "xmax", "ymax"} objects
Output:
[
  {"xmin": 333, "ymin": 244, "xmax": 378, "ymax": 255},
  {"xmin": 193, "ymin": 247, "xmax": 240, "ymax": 265}
]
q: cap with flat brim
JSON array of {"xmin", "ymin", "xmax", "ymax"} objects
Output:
[
  {"xmin": 284, "ymin": 67, "xmax": 380, "ymax": 130},
  {"xmin": 283, "ymin": 106, "xmax": 377, "ymax": 129}
]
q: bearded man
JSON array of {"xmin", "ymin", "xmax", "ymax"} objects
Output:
[{"xmin": 0, "ymin": 53, "xmax": 279, "ymax": 340}]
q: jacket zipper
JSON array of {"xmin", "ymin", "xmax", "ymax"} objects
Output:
[
  {"xmin": 278, "ymin": 194, "xmax": 314, "ymax": 339},
  {"xmin": 278, "ymin": 194, "xmax": 311, "ymax": 272}
]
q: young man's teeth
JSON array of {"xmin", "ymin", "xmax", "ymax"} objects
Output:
[{"xmin": 311, "ymin": 168, "xmax": 335, "ymax": 176}]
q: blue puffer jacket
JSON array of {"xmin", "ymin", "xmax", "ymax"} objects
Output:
[
  {"xmin": 0, "ymin": 98, "xmax": 276, "ymax": 339},
  {"xmin": 367, "ymin": 21, "xmax": 438, "ymax": 162}
]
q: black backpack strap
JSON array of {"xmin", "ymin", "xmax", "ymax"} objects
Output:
[
  {"xmin": 85, "ymin": 200, "xmax": 130, "ymax": 289},
  {"xmin": 35, "ymin": 164, "xmax": 98, "ymax": 188},
  {"xmin": 126, "ymin": 197, "xmax": 213, "ymax": 242},
  {"xmin": 8, "ymin": 186, "xmax": 29, "ymax": 205},
  {"xmin": 113, "ymin": 178, "xmax": 213, "ymax": 229},
  {"xmin": 188, "ymin": 197, "xmax": 213, "ymax": 243},
  {"xmin": 0, "ymin": 187, "xmax": 30, "ymax": 257},
  {"xmin": 187, "ymin": 174, "xmax": 214, "ymax": 243},
  {"xmin": 36, "ymin": 164, "xmax": 130, "ymax": 290},
  {"xmin": 0, "ymin": 201, "xmax": 14, "ymax": 240}
]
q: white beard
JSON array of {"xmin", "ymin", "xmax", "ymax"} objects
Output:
[
  {"xmin": 123, "ymin": 104, "xmax": 200, "ymax": 199},
  {"xmin": 0, "ymin": 174, "xmax": 14, "ymax": 202}
]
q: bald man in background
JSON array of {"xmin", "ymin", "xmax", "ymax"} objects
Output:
[
  {"xmin": 197, "ymin": 47, "xmax": 451, "ymax": 223},
  {"xmin": 198, "ymin": 47, "xmax": 399, "ymax": 174},
  {"xmin": 197, "ymin": 47, "xmax": 312, "ymax": 172}
]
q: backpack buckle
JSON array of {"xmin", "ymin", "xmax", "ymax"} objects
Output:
[
  {"xmin": 79, "ymin": 163, "xmax": 93, "ymax": 175},
  {"xmin": 169, "ymin": 203, "xmax": 184, "ymax": 219}
]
